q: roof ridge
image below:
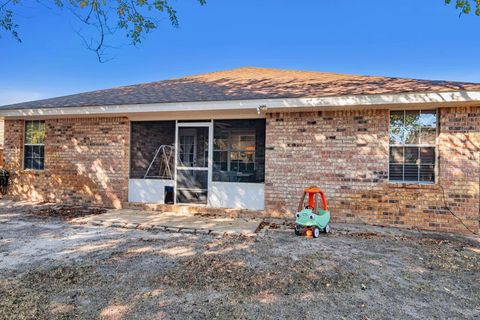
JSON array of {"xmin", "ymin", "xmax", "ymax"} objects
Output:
[{"xmin": 180, "ymin": 66, "xmax": 362, "ymax": 79}]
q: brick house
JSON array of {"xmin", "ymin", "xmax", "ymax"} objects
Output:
[{"xmin": 0, "ymin": 67, "xmax": 479, "ymax": 234}]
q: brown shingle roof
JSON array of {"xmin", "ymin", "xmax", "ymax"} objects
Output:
[{"xmin": 2, "ymin": 67, "xmax": 480, "ymax": 110}]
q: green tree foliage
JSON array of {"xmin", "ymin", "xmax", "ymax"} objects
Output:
[
  {"xmin": 0, "ymin": 0, "xmax": 206, "ymax": 61},
  {"xmin": 445, "ymin": 0, "xmax": 480, "ymax": 15}
]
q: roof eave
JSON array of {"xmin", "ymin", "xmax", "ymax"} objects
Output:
[{"xmin": 0, "ymin": 90, "xmax": 479, "ymax": 119}]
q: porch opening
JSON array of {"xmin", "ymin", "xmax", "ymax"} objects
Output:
[{"xmin": 128, "ymin": 119, "xmax": 266, "ymax": 210}]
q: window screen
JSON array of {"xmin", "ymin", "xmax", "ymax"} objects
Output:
[
  {"xmin": 130, "ymin": 121, "xmax": 175, "ymax": 179},
  {"xmin": 213, "ymin": 119, "xmax": 265, "ymax": 183}
]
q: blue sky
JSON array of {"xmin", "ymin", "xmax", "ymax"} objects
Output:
[{"xmin": 1, "ymin": 0, "xmax": 480, "ymax": 105}]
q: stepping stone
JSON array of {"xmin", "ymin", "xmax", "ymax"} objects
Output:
[
  {"xmin": 138, "ymin": 223, "xmax": 153, "ymax": 230},
  {"xmin": 111, "ymin": 222, "xmax": 126, "ymax": 228}
]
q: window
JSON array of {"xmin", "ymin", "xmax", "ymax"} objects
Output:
[
  {"xmin": 179, "ymin": 134, "xmax": 196, "ymax": 167},
  {"xmin": 178, "ymin": 127, "xmax": 208, "ymax": 168},
  {"xmin": 24, "ymin": 120, "xmax": 45, "ymax": 170},
  {"xmin": 389, "ymin": 110, "xmax": 436, "ymax": 183},
  {"xmin": 213, "ymin": 119, "xmax": 265, "ymax": 183}
]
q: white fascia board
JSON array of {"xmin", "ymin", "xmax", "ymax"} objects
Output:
[{"xmin": 0, "ymin": 90, "xmax": 479, "ymax": 118}]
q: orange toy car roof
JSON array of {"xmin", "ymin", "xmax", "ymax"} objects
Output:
[{"xmin": 304, "ymin": 187, "xmax": 322, "ymax": 193}]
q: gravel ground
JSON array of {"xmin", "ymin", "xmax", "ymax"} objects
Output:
[{"xmin": 0, "ymin": 204, "xmax": 479, "ymax": 320}]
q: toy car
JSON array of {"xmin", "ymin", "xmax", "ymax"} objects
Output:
[{"xmin": 294, "ymin": 186, "xmax": 331, "ymax": 238}]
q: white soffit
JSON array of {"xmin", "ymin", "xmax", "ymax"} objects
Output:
[{"xmin": 0, "ymin": 91, "xmax": 479, "ymax": 118}]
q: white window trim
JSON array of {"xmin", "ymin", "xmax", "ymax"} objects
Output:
[{"xmin": 388, "ymin": 110, "xmax": 438, "ymax": 184}]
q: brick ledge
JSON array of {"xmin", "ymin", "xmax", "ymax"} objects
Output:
[{"xmin": 386, "ymin": 182, "xmax": 440, "ymax": 190}]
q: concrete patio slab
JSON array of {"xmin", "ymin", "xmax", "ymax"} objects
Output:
[{"xmin": 71, "ymin": 209, "xmax": 261, "ymax": 236}]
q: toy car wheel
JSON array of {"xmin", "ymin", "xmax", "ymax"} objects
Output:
[
  {"xmin": 324, "ymin": 224, "xmax": 331, "ymax": 233},
  {"xmin": 312, "ymin": 227, "xmax": 320, "ymax": 238},
  {"xmin": 294, "ymin": 225, "xmax": 302, "ymax": 236}
]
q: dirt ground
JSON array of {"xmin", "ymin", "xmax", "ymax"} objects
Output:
[{"xmin": 0, "ymin": 203, "xmax": 479, "ymax": 319}]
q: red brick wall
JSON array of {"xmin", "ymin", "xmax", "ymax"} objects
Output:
[
  {"xmin": 1, "ymin": 108, "xmax": 479, "ymax": 234},
  {"xmin": 265, "ymin": 107, "xmax": 480, "ymax": 234},
  {"xmin": 3, "ymin": 117, "xmax": 130, "ymax": 208}
]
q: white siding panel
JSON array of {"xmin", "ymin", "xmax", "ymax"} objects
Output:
[
  {"xmin": 209, "ymin": 182, "xmax": 264, "ymax": 210},
  {"xmin": 128, "ymin": 179, "xmax": 173, "ymax": 203}
]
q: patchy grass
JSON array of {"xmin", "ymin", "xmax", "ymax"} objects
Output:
[{"xmin": 0, "ymin": 208, "xmax": 479, "ymax": 319}]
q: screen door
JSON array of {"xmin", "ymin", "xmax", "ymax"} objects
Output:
[{"xmin": 175, "ymin": 122, "xmax": 212, "ymax": 204}]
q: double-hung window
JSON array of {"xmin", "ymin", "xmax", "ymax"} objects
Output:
[
  {"xmin": 389, "ymin": 110, "xmax": 437, "ymax": 183},
  {"xmin": 24, "ymin": 120, "xmax": 45, "ymax": 170}
]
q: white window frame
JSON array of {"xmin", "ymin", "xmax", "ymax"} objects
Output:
[
  {"xmin": 388, "ymin": 109, "xmax": 438, "ymax": 184},
  {"xmin": 23, "ymin": 120, "xmax": 45, "ymax": 171}
]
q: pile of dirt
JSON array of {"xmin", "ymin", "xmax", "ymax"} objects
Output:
[{"xmin": 28, "ymin": 205, "xmax": 107, "ymax": 220}]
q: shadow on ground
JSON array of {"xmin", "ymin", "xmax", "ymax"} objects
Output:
[{"xmin": 0, "ymin": 201, "xmax": 479, "ymax": 319}]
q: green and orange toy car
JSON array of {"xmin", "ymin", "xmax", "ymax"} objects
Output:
[{"xmin": 294, "ymin": 186, "xmax": 331, "ymax": 238}]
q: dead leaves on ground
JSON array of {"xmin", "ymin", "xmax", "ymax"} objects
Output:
[
  {"xmin": 161, "ymin": 253, "xmax": 357, "ymax": 296},
  {"xmin": 27, "ymin": 205, "xmax": 107, "ymax": 220}
]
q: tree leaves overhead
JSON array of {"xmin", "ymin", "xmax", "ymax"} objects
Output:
[
  {"xmin": 0, "ymin": 0, "xmax": 206, "ymax": 61},
  {"xmin": 0, "ymin": 0, "xmax": 20, "ymax": 42},
  {"xmin": 445, "ymin": 0, "xmax": 480, "ymax": 15}
]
